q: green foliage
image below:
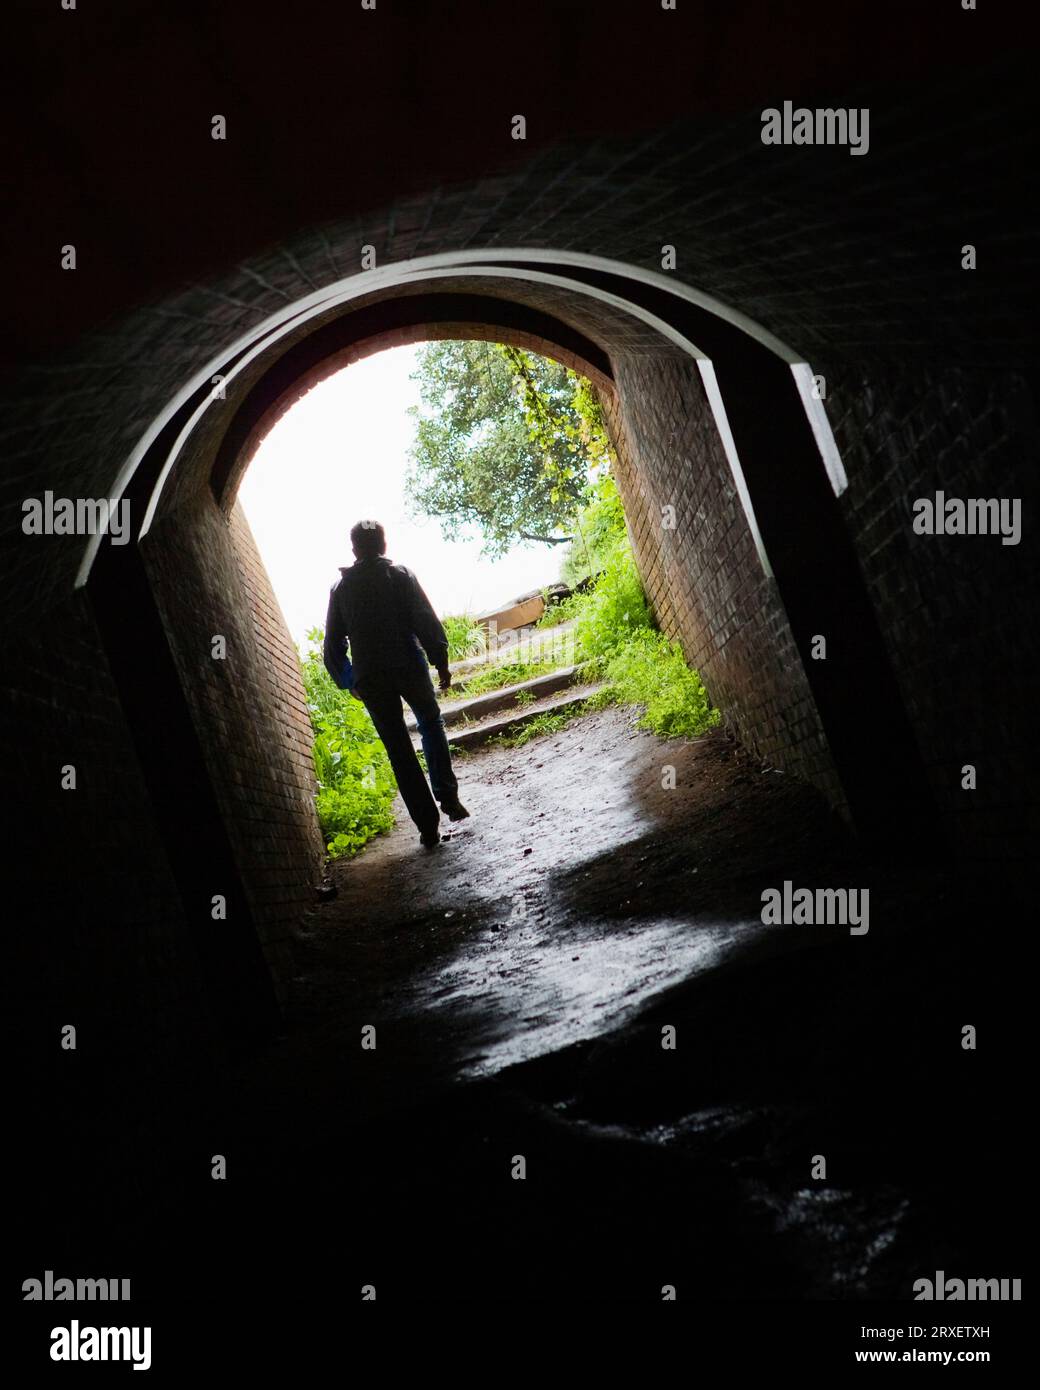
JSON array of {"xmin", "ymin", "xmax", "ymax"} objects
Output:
[
  {"xmin": 451, "ymin": 654, "xmax": 559, "ymax": 698},
  {"xmin": 535, "ymin": 597, "xmax": 576, "ymax": 629},
  {"xmin": 488, "ymin": 702, "xmax": 590, "ymax": 748},
  {"xmin": 406, "ymin": 340, "xmax": 611, "ymax": 557},
  {"xmin": 572, "ymin": 551, "xmax": 652, "ymax": 662},
  {"xmin": 561, "ymin": 479, "xmax": 651, "ymax": 662},
  {"xmin": 496, "ymin": 344, "xmax": 612, "ymax": 500},
  {"xmin": 300, "ymin": 629, "xmax": 397, "ymax": 858},
  {"xmin": 552, "ymin": 479, "xmax": 721, "ymax": 740},
  {"xmin": 442, "ymin": 613, "xmax": 487, "ymax": 662},
  {"xmin": 597, "ymin": 631, "xmax": 722, "ymax": 739},
  {"xmin": 559, "ymin": 470, "xmax": 626, "ymax": 588}
]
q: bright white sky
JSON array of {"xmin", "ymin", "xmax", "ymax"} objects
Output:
[{"xmin": 238, "ymin": 344, "xmax": 562, "ymax": 648}]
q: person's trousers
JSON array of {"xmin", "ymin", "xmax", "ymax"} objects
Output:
[{"xmin": 355, "ymin": 661, "xmax": 459, "ymax": 831}]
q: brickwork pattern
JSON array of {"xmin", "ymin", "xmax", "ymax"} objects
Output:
[
  {"xmin": 3, "ymin": 71, "xmax": 1029, "ymax": 623},
  {"xmin": 604, "ymin": 358, "xmax": 842, "ymax": 810},
  {"xmin": 827, "ymin": 364, "xmax": 1039, "ymax": 861},
  {"xmin": 141, "ymin": 491, "xmax": 325, "ymax": 991},
  {"xmin": 3, "ymin": 58, "xmax": 1034, "ymax": 1034},
  {"xmin": 5, "ymin": 590, "xmax": 215, "ymax": 1073}
]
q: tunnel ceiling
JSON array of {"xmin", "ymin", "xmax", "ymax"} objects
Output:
[
  {"xmin": 116, "ymin": 267, "xmax": 704, "ymax": 534},
  {"xmin": 2, "ymin": 37, "xmax": 1029, "ymax": 626},
  {"xmin": 202, "ymin": 273, "xmax": 695, "ymax": 512}
]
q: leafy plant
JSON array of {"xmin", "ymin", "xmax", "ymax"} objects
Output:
[
  {"xmin": 488, "ymin": 702, "xmax": 590, "ymax": 748},
  {"xmin": 405, "ymin": 341, "xmax": 615, "ymax": 558},
  {"xmin": 300, "ymin": 629, "xmax": 397, "ymax": 858},
  {"xmin": 548, "ymin": 475, "xmax": 722, "ymax": 740},
  {"xmin": 451, "ymin": 655, "xmax": 558, "ymax": 698},
  {"xmin": 558, "ymin": 481, "xmax": 651, "ymax": 664},
  {"xmin": 559, "ymin": 469, "xmax": 629, "ymax": 590},
  {"xmin": 597, "ymin": 631, "xmax": 722, "ymax": 738},
  {"xmin": 442, "ymin": 613, "xmax": 487, "ymax": 662}
]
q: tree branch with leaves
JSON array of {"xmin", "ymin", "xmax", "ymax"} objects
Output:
[{"xmin": 405, "ymin": 340, "xmax": 613, "ymax": 558}]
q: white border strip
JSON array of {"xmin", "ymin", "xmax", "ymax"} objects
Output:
[
  {"xmin": 77, "ymin": 248, "xmax": 837, "ymax": 585},
  {"xmin": 698, "ymin": 360, "xmax": 773, "ymax": 579},
  {"xmin": 791, "ymin": 362, "xmax": 848, "ymax": 498},
  {"xmin": 135, "ymin": 264, "xmax": 772, "ymax": 583},
  {"xmin": 138, "ymin": 263, "xmax": 713, "ymax": 538}
]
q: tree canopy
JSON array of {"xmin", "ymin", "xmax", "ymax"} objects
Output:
[{"xmin": 405, "ymin": 340, "xmax": 611, "ymax": 558}]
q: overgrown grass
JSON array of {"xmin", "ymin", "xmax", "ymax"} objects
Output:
[
  {"xmin": 487, "ymin": 701, "xmax": 591, "ymax": 748},
  {"xmin": 594, "ymin": 630, "xmax": 721, "ymax": 738},
  {"xmin": 560, "ymin": 467, "xmax": 627, "ymax": 589},
  {"xmin": 474, "ymin": 478, "xmax": 722, "ymax": 749},
  {"xmin": 442, "ymin": 613, "xmax": 487, "ymax": 662},
  {"xmin": 300, "ymin": 629, "xmax": 397, "ymax": 858},
  {"xmin": 535, "ymin": 594, "xmax": 573, "ymax": 629},
  {"xmin": 550, "ymin": 472, "xmax": 722, "ymax": 740},
  {"xmin": 449, "ymin": 654, "xmax": 559, "ymax": 698}
]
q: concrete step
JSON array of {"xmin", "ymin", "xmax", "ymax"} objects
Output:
[
  {"xmin": 441, "ymin": 683, "xmax": 607, "ymax": 752},
  {"xmin": 448, "ymin": 618, "xmax": 575, "ymax": 676},
  {"xmin": 407, "ymin": 664, "xmax": 586, "ymax": 731}
]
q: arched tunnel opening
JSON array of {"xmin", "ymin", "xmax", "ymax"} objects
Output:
[
  {"xmin": 15, "ymin": 254, "xmax": 1028, "ymax": 1311},
  {"xmin": 6, "ymin": 0, "xmax": 1034, "ymax": 1352},
  {"xmin": 81, "ymin": 260, "xmax": 941, "ymax": 1034}
]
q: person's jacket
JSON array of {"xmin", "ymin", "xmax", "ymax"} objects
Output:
[{"xmin": 322, "ymin": 555, "xmax": 449, "ymax": 688}]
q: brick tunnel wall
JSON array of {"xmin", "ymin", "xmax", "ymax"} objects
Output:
[
  {"xmin": 827, "ymin": 365, "xmax": 1038, "ymax": 862},
  {"xmin": 606, "ymin": 349, "xmax": 1039, "ymax": 859},
  {"xmin": 5, "ymin": 32, "xmax": 1034, "ymax": 1063},
  {"xmin": 603, "ymin": 358, "xmax": 843, "ymax": 810},
  {"xmin": 7, "ymin": 433, "xmax": 324, "ymax": 1069},
  {"xmin": 140, "ymin": 490, "xmax": 324, "ymax": 994},
  {"xmin": 5, "ymin": 588, "xmax": 217, "ymax": 1072}
]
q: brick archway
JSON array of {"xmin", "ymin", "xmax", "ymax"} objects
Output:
[
  {"xmin": 66, "ymin": 247, "xmax": 952, "ymax": 1032},
  {"xmin": 5, "ymin": 18, "xmax": 1030, "ymax": 1107},
  {"xmin": 208, "ymin": 292, "xmax": 619, "ymax": 510},
  {"xmin": 93, "ymin": 249, "xmax": 937, "ymax": 817}
]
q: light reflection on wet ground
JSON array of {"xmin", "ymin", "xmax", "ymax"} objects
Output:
[
  {"xmin": 415, "ymin": 914, "xmax": 746, "ymax": 1077},
  {"xmin": 279, "ymin": 709, "xmax": 1020, "ymax": 1297}
]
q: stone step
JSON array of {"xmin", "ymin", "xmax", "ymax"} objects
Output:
[
  {"xmin": 406, "ymin": 664, "xmax": 586, "ymax": 731},
  {"xmin": 440, "ymin": 683, "xmax": 607, "ymax": 752},
  {"xmin": 448, "ymin": 618, "xmax": 575, "ymax": 676}
]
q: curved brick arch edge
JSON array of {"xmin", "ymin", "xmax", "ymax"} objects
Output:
[
  {"xmin": 211, "ymin": 296, "xmax": 619, "ymax": 511},
  {"xmin": 74, "ymin": 250, "xmax": 808, "ymax": 589},
  {"xmin": 90, "ymin": 250, "xmax": 939, "ymax": 856},
  {"xmin": 77, "ymin": 258, "xmax": 944, "ymax": 1030}
]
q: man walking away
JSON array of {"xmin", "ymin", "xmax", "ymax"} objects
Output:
[{"xmin": 323, "ymin": 520, "xmax": 469, "ymax": 849}]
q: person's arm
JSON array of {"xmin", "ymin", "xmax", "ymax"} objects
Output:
[
  {"xmin": 403, "ymin": 569, "xmax": 451, "ymax": 687},
  {"xmin": 322, "ymin": 582, "xmax": 354, "ymax": 689}
]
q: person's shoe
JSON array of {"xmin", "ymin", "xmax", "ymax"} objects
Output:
[
  {"xmin": 419, "ymin": 826, "xmax": 441, "ymax": 849},
  {"xmin": 439, "ymin": 796, "xmax": 470, "ymax": 821}
]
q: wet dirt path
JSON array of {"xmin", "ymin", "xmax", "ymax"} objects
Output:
[
  {"xmin": 294, "ymin": 708, "xmax": 852, "ymax": 1084},
  {"xmin": 187, "ymin": 706, "xmax": 1020, "ymax": 1301}
]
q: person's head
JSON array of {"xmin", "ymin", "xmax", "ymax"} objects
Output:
[{"xmin": 351, "ymin": 519, "xmax": 386, "ymax": 560}]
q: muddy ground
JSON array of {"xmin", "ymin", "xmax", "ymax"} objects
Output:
[{"xmin": 24, "ymin": 706, "xmax": 1027, "ymax": 1307}]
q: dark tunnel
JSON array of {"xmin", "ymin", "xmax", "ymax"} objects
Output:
[{"xmin": 4, "ymin": 0, "xmax": 1035, "ymax": 1366}]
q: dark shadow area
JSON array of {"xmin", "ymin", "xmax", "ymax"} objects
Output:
[{"xmin": 12, "ymin": 710, "xmax": 1027, "ymax": 1307}]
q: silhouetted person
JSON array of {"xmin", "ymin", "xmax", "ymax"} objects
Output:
[{"xmin": 323, "ymin": 520, "xmax": 469, "ymax": 848}]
